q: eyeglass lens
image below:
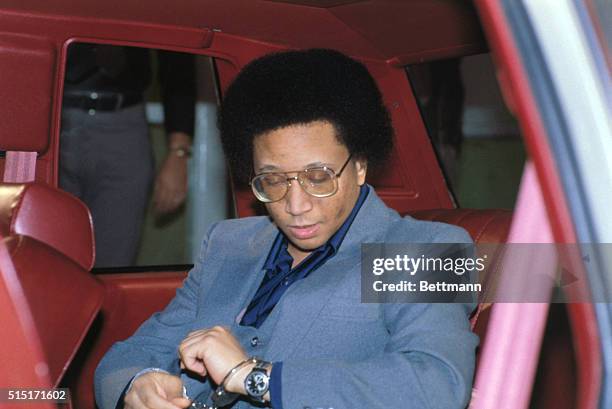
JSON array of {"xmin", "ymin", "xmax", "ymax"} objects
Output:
[{"xmin": 253, "ymin": 168, "xmax": 337, "ymax": 202}]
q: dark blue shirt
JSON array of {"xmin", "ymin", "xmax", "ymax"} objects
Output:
[{"xmin": 241, "ymin": 184, "xmax": 370, "ymax": 408}]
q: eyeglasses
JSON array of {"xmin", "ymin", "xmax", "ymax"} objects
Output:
[{"xmin": 250, "ymin": 155, "xmax": 352, "ymax": 203}]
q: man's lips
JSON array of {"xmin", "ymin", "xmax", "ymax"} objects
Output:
[{"xmin": 288, "ymin": 223, "xmax": 320, "ymax": 239}]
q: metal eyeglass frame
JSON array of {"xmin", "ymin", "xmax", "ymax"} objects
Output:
[{"xmin": 250, "ymin": 154, "xmax": 353, "ymax": 203}]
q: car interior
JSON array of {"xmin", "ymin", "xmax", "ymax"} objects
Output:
[{"xmin": 0, "ymin": 1, "xmax": 603, "ymax": 408}]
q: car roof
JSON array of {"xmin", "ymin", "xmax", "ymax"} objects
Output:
[{"xmin": 0, "ymin": 0, "xmax": 486, "ymax": 63}]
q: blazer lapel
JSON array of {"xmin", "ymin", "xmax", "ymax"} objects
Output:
[
  {"xmin": 262, "ymin": 250, "xmax": 359, "ymax": 361},
  {"xmin": 199, "ymin": 221, "xmax": 278, "ymax": 327}
]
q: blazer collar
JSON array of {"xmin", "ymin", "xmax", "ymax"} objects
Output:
[{"xmin": 336, "ymin": 185, "xmax": 398, "ymax": 253}]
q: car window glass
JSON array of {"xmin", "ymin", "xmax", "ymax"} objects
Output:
[
  {"xmin": 406, "ymin": 53, "xmax": 525, "ymax": 209},
  {"xmin": 59, "ymin": 43, "xmax": 229, "ymax": 270}
]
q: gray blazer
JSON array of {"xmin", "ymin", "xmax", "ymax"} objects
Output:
[{"xmin": 95, "ymin": 189, "xmax": 478, "ymax": 409}]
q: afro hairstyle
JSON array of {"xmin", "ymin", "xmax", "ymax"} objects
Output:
[{"xmin": 218, "ymin": 48, "xmax": 394, "ymax": 182}]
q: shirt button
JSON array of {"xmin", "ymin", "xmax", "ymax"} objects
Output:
[
  {"xmin": 250, "ymin": 336, "xmax": 259, "ymax": 347},
  {"xmin": 283, "ymin": 278, "xmax": 290, "ymax": 286}
]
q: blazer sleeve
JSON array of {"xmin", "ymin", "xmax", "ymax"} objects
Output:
[
  {"xmin": 94, "ymin": 223, "xmax": 218, "ymax": 409},
  {"xmin": 278, "ymin": 302, "xmax": 478, "ymax": 409}
]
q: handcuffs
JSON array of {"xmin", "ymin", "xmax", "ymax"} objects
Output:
[{"xmin": 187, "ymin": 357, "xmax": 270, "ymax": 408}]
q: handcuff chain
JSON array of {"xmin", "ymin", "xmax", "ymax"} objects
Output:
[{"xmin": 188, "ymin": 357, "xmax": 260, "ymax": 409}]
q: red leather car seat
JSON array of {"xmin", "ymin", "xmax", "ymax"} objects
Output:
[
  {"xmin": 0, "ymin": 183, "xmax": 103, "ymax": 388},
  {"xmin": 0, "ymin": 241, "xmax": 57, "ymax": 409},
  {"xmin": 65, "ymin": 270, "xmax": 187, "ymax": 409},
  {"xmin": 408, "ymin": 209, "xmax": 512, "ymax": 244},
  {"xmin": 406, "ymin": 208, "xmax": 512, "ymax": 344},
  {"xmin": 0, "ymin": 183, "xmax": 95, "ymax": 271}
]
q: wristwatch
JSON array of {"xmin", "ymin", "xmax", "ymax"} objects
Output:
[
  {"xmin": 169, "ymin": 146, "xmax": 192, "ymax": 157},
  {"xmin": 244, "ymin": 359, "xmax": 272, "ymax": 403}
]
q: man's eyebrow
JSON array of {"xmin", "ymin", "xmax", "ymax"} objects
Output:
[
  {"xmin": 257, "ymin": 165, "xmax": 279, "ymax": 172},
  {"xmin": 256, "ymin": 165, "xmax": 280, "ymax": 173},
  {"xmin": 304, "ymin": 161, "xmax": 328, "ymax": 168},
  {"xmin": 257, "ymin": 161, "xmax": 329, "ymax": 173}
]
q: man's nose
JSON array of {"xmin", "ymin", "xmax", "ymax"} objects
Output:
[{"xmin": 284, "ymin": 179, "xmax": 313, "ymax": 216}]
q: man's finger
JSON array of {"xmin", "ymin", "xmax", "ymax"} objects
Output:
[
  {"xmin": 124, "ymin": 390, "xmax": 145, "ymax": 409},
  {"xmin": 125, "ymin": 388, "xmax": 174, "ymax": 409},
  {"xmin": 156, "ymin": 190, "xmax": 172, "ymax": 213},
  {"xmin": 170, "ymin": 397, "xmax": 192, "ymax": 408},
  {"xmin": 182, "ymin": 359, "xmax": 207, "ymax": 376},
  {"xmin": 178, "ymin": 347, "xmax": 208, "ymax": 376},
  {"xmin": 178, "ymin": 341, "xmax": 207, "ymax": 374},
  {"xmin": 185, "ymin": 329, "xmax": 207, "ymax": 339},
  {"xmin": 140, "ymin": 389, "xmax": 186, "ymax": 409},
  {"xmin": 179, "ymin": 330, "xmax": 218, "ymax": 351},
  {"xmin": 181, "ymin": 331, "xmax": 210, "ymax": 346}
]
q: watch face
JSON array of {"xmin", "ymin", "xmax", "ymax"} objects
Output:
[{"xmin": 246, "ymin": 370, "xmax": 269, "ymax": 397}]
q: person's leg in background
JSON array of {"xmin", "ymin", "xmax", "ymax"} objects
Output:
[{"xmin": 59, "ymin": 104, "xmax": 154, "ymax": 268}]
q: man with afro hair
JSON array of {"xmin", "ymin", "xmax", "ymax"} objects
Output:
[{"xmin": 96, "ymin": 48, "xmax": 477, "ymax": 409}]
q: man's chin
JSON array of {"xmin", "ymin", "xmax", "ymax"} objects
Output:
[{"xmin": 287, "ymin": 236, "xmax": 325, "ymax": 253}]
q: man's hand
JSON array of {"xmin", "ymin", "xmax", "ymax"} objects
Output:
[
  {"xmin": 124, "ymin": 371, "xmax": 191, "ymax": 409},
  {"xmin": 153, "ymin": 131, "xmax": 190, "ymax": 216},
  {"xmin": 178, "ymin": 326, "xmax": 249, "ymax": 392}
]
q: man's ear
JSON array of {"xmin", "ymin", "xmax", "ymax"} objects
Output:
[{"xmin": 354, "ymin": 159, "xmax": 368, "ymax": 185}]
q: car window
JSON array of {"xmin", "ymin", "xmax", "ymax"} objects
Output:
[
  {"xmin": 406, "ymin": 53, "xmax": 525, "ymax": 209},
  {"xmin": 59, "ymin": 43, "xmax": 230, "ymax": 270}
]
